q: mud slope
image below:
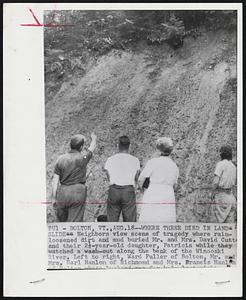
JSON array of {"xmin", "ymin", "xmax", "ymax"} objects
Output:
[{"xmin": 46, "ymin": 30, "xmax": 237, "ymax": 222}]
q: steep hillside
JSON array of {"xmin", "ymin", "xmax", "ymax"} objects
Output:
[{"xmin": 45, "ymin": 29, "xmax": 237, "ymax": 222}]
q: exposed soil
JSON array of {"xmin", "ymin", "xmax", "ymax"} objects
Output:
[{"xmin": 45, "ymin": 30, "xmax": 237, "ymax": 223}]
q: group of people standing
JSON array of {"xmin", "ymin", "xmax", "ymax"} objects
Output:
[{"xmin": 51, "ymin": 133, "xmax": 237, "ymax": 223}]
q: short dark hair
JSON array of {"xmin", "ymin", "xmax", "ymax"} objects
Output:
[
  {"xmin": 70, "ymin": 134, "xmax": 85, "ymax": 150},
  {"xmin": 220, "ymin": 145, "xmax": 232, "ymax": 160},
  {"xmin": 119, "ymin": 135, "xmax": 130, "ymax": 150}
]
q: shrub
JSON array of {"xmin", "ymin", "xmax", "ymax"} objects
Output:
[{"xmin": 44, "ymin": 10, "xmax": 237, "ymax": 57}]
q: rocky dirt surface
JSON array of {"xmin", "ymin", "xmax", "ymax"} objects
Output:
[{"xmin": 45, "ymin": 30, "xmax": 237, "ymax": 223}]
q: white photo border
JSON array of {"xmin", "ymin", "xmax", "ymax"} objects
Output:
[{"xmin": 4, "ymin": 3, "xmax": 243, "ymax": 297}]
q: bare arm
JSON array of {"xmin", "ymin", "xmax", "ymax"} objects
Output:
[
  {"xmin": 174, "ymin": 168, "xmax": 179, "ymax": 192},
  {"xmin": 138, "ymin": 174, "xmax": 146, "ymax": 189},
  {"xmin": 88, "ymin": 132, "xmax": 97, "ymax": 153},
  {"xmin": 212, "ymin": 175, "xmax": 220, "ymax": 190},
  {"xmin": 134, "ymin": 169, "xmax": 141, "ymax": 190},
  {"xmin": 138, "ymin": 161, "xmax": 150, "ymax": 187},
  {"xmin": 209, "ymin": 175, "xmax": 220, "ymax": 199},
  {"xmin": 51, "ymin": 174, "xmax": 59, "ymax": 202},
  {"xmin": 138, "ymin": 172, "xmax": 149, "ymax": 192},
  {"xmin": 103, "ymin": 167, "xmax": 110, "ymax": 182},
  {"xmin": 135, "ymin": 169, "xmax": 141, "ymax": 183}
]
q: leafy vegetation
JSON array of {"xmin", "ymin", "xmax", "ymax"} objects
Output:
[
  {"xmin": 44, "ymin": 10, "xmax": 236, "ymax": 55},
  {"xmin": 44, "ymin": 10, "xmax": 237, "ymax": 100}
]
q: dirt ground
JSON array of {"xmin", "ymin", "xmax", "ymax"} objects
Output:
[{"xmin": 45, "ymin": 29, "xmax": 237, "ymax": 223}]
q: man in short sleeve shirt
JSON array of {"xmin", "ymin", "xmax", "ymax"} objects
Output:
[
  {"xmin": 51, "ymin": 133, "xmax": 97, "ymax": 222},
  {"xmin": 104, "ymin": 136, "xmax": 141, "ymax": 222}
]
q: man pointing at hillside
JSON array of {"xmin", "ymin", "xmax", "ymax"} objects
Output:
[{"xmin": 51, "ymin": 132, "xmax": 97, "ymax": 222}]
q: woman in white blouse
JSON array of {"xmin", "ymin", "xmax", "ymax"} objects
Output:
[
  {"xmin": 138, "ymin": 137, "xmax": 179, "ymax": 222},
  {"xmin": 210, "ymin": 145, "xmax": 237, "ymax": 223}
]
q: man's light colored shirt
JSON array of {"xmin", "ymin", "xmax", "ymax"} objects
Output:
[
  {"xmin": 214, "ymin": 159, "xmax": 236, "ymax": 189},
  {"xmin": 104, "ymin": 153, "xmax": 140, "ymax": 186}
]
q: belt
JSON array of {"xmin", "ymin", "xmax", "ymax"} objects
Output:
[
  {"xmin": 61, "ymin": 182, "xmax": 86, "ymax": 186},
  {"xmin": 110, "ymin": 184, "xmax": 134, "ymax": 188}
]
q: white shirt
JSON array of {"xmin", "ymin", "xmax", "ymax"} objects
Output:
[
  {"xmin": 214, "ymin": 159, "xmax": 236, "ymax": 189},
  {"xmin": 104, "ymin": 153, "xmax": 140, "ymax": 186},
  {"xmin": 139, "ymin": 156, "xmax": 179, "ymax": 186}
]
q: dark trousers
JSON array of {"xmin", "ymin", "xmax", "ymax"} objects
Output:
[
  {"xmin": 55, "ymin": 183, "xmax": 87, "ymax": 222},
  {"xmin": 107, "ymin": 185, "xmax": 136, "ymax": 222}
]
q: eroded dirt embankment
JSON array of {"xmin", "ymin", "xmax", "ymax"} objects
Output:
[{"xmin": 45, "ymin": 30, "xmax": 237, "ymax": 222}]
